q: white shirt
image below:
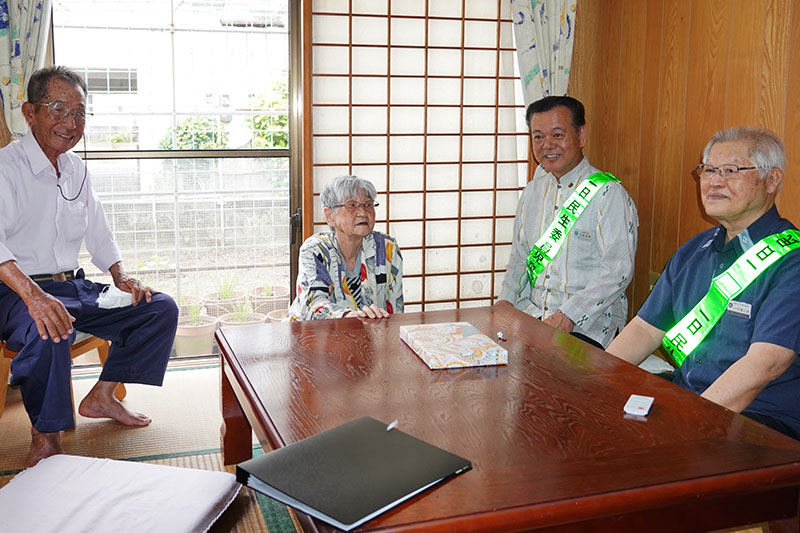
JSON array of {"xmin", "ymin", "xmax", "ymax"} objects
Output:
[
  {"xmin": 0, "ymin": 133, "xmax": 122, "ymax": 276},
  {"xmin": 497, "ymin": 157, "xmax": 638, "ymax": 347}
]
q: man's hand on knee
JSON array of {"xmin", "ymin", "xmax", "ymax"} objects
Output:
[
  {"xmin": 109, "ymin": 261, "xmax": 156, "ymax": 305},
  {"xmin": 115, "ymin": 276, "xmax": 155, "ymax": 306},
  {"xmin": 26, "ymin": 291, "xmax": 75, "ymax": 342}
]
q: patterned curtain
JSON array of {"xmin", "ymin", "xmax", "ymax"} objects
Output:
[
  {"xmin": 0, "ymin": 0, "xmax": 52, "ymax": 139},
  {"xmin": 511, "ymin": 0, "xmax": 577, "ymax": 107}
]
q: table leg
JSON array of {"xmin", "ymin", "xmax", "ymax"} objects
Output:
[{"xmin": 220, "ymin": 365, "xmax": 253, "ymax": 465}]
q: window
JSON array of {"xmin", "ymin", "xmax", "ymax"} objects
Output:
[
  {"xmin": 52, "ymin": 0, "xmax": 295, "ymax": 355},
  {"xmin": 72, "ymin": 67, "xmax": 138, "ymax": 94},
  {"xmin": 308, "ymin": 0, "xmax": 528, "ymax": 311}
]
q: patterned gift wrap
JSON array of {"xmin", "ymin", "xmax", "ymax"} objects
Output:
[{"xmin": 399, "ymin": 322, "xmax": 508, "ymax": 369}]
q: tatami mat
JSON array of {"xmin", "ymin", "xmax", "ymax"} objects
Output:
[
  {"xmin": 0, "ymin": 366, "xmax": 233, "ymax": 472},
  {"xmin": 0, "ymin": 364, "xmax": 300, "ymax": 532}
]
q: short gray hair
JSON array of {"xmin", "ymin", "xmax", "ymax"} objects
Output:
[
  {"xmin": 27, "ymin": 66, "xmax": 87, "ymax": 104},
  {"xmin": 320, "ymin": 175, "xmax": 377, "ymax": 210},
  {"xmin": 702, "ymin": 126, "xmax": 786, "ymax": 179}
]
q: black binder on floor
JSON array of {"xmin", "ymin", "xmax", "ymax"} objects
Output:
[{"xmin": 236, "ymin": 416, "xmax": 471, "ymax": 531}]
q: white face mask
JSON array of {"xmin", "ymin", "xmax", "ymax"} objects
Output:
[{"xmin": 96, "ymin": 285, "xmax": 133, "ymax": 309}]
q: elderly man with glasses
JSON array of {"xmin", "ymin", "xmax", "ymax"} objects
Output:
[
  {"xmin": 608, "ymin": 126, "xmax": 800, "ymax": 441},
  {"xmin": 287, "ymin": 174, "xmax": 403, "ymax": 321},
  {"xmin": 0, "ymin": 66, "xmax": 178, "ymax": 465}
]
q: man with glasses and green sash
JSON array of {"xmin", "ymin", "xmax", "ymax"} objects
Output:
[
  {"xmin": 608, "ymin": 127, "xmax": 800, "ymax": 440},
  {"xmin": 496, "ymin": 96, "xmax": 638, "ymax": 349}
]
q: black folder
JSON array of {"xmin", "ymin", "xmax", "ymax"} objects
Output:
[{"xmin": 236, "ymin": 416, "xmax": 471, "ymax": 531}]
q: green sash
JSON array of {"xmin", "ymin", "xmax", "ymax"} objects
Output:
[
  {"xmin": 525, "ymin": 172, "xmax": 620, "ymax": 287},
  {"xmin": 662, "ymin": 229, "xmax": 800, "ymax": 367}
]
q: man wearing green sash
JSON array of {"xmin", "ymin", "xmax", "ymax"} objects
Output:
[
  {"xmin": 608, "ymin": 127, "xmax": 800, "ymax": 440},
  {"xmin": 496, "ymin": 96, "xmax": 638, "ymax": 349}
]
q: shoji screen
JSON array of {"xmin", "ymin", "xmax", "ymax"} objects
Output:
[{"xmin": 309, "ymin": 0, "xmax": 528, "ymax": 311}]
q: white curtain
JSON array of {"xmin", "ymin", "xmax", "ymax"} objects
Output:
[
  {"xmin": 511, "ymin": 0, "xmax": 577, "ymax": 107},
  {"xmin": 0, "ymin": 0, "xmax": 52, "ymax": 138}
]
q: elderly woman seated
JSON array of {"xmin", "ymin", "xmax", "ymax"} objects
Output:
[{"xmin": 287, "ymin": 175, "xmax": 403, "ymax": 320}]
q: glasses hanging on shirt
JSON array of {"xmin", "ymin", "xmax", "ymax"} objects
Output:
[{"xmin": 57, "ymin": 135, "xmax": 89, "ymax": 202}]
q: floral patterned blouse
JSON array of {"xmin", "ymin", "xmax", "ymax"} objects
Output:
[{"xmin": 287, "ymin": 231, "xmax": 404, "ymax": 320}]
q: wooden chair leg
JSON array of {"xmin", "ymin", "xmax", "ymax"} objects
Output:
[
  {"xmin": 68, "ymin": 377, "xmax": 77, "ymax": 431},
  {"xmin": 0, "ymin": 349, "xmax": 11, "ymax": 419}
]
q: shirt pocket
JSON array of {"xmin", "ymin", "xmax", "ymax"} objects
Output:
[
  {"xmin": 62, "ymin": 200, "xmax": 88, "ymax": 242},
  {"xmin": 566, "ymin": 222, "xmax": 597, "ymax": 271}
]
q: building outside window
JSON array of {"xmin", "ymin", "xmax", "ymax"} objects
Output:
[{"xmin": 52, "ymin": 0, "xmax": 293, "ymax": 355}]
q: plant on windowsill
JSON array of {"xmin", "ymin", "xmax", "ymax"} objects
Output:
[
  {"xmin": 174, "ymin": 301, "xmax": 219, "ymax": 357},
  {"xmin": 178, "ymin": 293, "xmax": 205, "ymax": 318},
  {"xmin": 250, "ymin": 282, "xmax": 290, "ymax": 314},
  {"xmin": 203, "ymin": 274, "xmax": 245, "ymax": 318},
  {"xmin": 218, "ymin": 298, "xmax": 266, "ymax": 327}
]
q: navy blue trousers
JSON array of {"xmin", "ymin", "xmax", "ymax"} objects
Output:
[{"xmin": 0, "ymin": 271, "xmax": 178, "ymax": 432}]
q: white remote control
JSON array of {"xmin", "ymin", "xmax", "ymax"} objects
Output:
[{"xmin": 624, "ymin": 394, "xmax": 654, "ymax": 416}]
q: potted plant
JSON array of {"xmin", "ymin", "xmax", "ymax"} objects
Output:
[
  {"xmin": 178, "ymin": 293, "xmax": 205, "ymax": 318},
  {"xmin": 219, "ymin": 298, "xmax": 267, "ymax": 327},
  {"xmin": 174, "ymin": 301, "xmax": 219, "ymax": 357},
  {"xmin": 267, "ymin": 309, "xmax": 288, "ymax": 322},
  {"xmin": 250, "ymin": 282, "xmax": 291, "ymax": 314},
  {"xmin": 203, "ymin": 274, "xmax": 245, "ymax": 318}
]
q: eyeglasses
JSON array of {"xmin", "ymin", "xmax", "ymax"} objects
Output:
[
  {"xmin": 332, "ymin": 200, "xmax": 379, "ymax": 211},
  {"xmin": 34, "ymin": 101, "xmax": 92, "ymax": 124},
  {"xmin": 695, "ymin": 164, "xmax": 763, "ymax": 180}
]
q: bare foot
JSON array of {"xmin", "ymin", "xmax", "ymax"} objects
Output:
[
  {"xmin": 29, "ymin": 427, "xmax": 63, "ymax": 467},
  {"xmin": 78, "ymin": 381, "xmax": 151, "ymax": 427}
]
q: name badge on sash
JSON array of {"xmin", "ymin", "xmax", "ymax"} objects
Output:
[
  {"xmin": 662, "ymin": 229, "xmax": 800, "ymax": 367},
  {"xmin": 727, "ymin": 300, "xmax": 752, "ymax": 319},
  {"xmin": 525, "ymin": 172, "xmax": 619, "ymax": 286}
]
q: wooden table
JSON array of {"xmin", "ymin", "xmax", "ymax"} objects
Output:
[{"xmin": 217, "ymin": 306, "xmax": 800, "ymax": 532}]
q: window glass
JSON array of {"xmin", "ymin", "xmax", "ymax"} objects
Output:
[
  {"xmin": 53, "ymin": 0, "xmax": 289, "ymax": 151},
  {"xmin": 52, "ymin": 0, "xmax": 293, "ymax": 357}
]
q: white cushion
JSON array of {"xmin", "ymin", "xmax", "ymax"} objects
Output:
[{"xmin": 0, "ymin": 454, "xmax": 240, "ymax": 533}]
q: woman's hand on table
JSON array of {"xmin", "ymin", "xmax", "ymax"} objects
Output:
[{"xmin": 345, "ymin": 304, "xmax": 391, "ymax": 319}]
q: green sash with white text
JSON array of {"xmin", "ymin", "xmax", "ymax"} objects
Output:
[
  {"xmin": 662, "ymin": 229, "xmax": 800, "ymax": 367},
  {"xmin": 525, "ymin": 172, "xmax": 620, "ymax": 287}
]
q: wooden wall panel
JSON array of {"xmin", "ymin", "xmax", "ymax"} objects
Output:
[
  {"xmin": 615, "ymin": 1, "xmax": 647, "ymax": 309},
  {"xmin": 759, "ymin": 0, "xmax": 790, "ymax": 135},
  {"xmin": 615, "ymin": 2, "xmax": 647, "ymax": 202},
  {"xmin": 631, "ymin": 0, "xmax": 665, "ymax": 315},
  {"xmin": 649, "ymin": 0, "xmax": 690, "ymax": 275},
  {"xmin": 571, "ymin": 0, "xmax": 800, "ymax": 315},
  {"xmin": 784, "ymin": 3, "xmax": 800, "ymax": 214},
  {"xmin": 678, "ymin": 0, "xmax": 729, "ymax": 246},
  {"xmin": 570, "ymin": 1, "xmax": 599, "ymax": 127},
  {"xmin": 724, "ymin": 0, "xmax": 766, "ymax": 128},
  {"xmin": 591, "ymin": 0, "xmax": 623, "ymax": 173}
]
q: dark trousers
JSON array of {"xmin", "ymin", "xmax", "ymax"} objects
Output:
[
  {"xmin": 570, "ymin": 331, "xmax": 605, "ymax": 350},
  {"xmin": 0, "ymin": 271, "xmax": 178, "ymax": 432},
  {"xmin": 742, "ymin": 411, "xmax": 800, "ymax": 441}
]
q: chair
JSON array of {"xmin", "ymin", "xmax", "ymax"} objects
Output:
[{"xmin": 0, "ymin": 333, "xmax": 126, "ymax": 426}]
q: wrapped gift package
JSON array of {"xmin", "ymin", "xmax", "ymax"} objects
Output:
[{"xmin": 400, "ymin": 322, "xmax": 508, "ymax": 369}]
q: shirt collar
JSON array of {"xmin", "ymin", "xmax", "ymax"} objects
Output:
[
  {"xmin": 543, "ymin": 156, "xmax": 591, "ymax": 188},
  {"xmin": 332, "ymin": 231, "xmax": 377, "ymax": 260},
  {"xmin": 21, "ymin": 131, "xmax": 77, "ymax": 178},
  {"xmin": 713, "ymin": 204, "xmax": 781, "ymax": 252}
]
